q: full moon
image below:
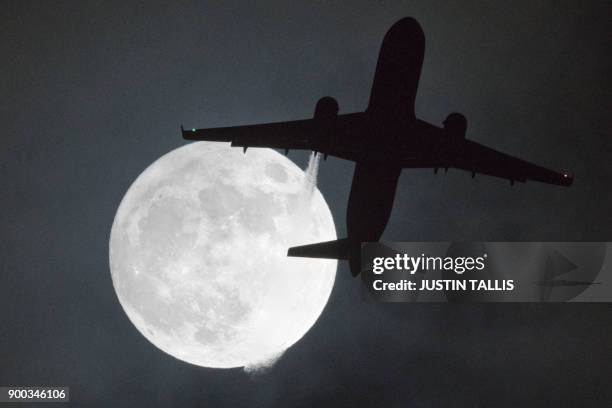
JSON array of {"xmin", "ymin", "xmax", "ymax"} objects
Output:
[{"xmin": 109, "ymin": 142, "xmax": 337, "ymax": 369}]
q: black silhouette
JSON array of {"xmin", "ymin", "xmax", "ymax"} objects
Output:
[{"xmin": 182, "ymin": 17, "xmax": 573, "ymax": 276}]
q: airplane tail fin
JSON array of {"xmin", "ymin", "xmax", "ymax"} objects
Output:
[
  {"xmin": 287, "ymin": 238, "xmax": 362, "ymax": 277},
  {"xmin": 287, "ymin": 238, "xmax": 350, "ymax": 260}
]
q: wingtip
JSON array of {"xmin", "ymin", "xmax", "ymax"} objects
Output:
[{"xmin": 181, "ymin": 125, "xmax": 198, "ymax": 140}]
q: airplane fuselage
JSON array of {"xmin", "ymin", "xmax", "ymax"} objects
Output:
[{"xmin": 346, "ymin": 162, "xmax": 401, "ymax": 243}]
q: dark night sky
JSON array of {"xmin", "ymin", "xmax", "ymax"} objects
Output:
[{"xmin": 1, "ymin": 1, "xmax": 611, "ymax": 406}]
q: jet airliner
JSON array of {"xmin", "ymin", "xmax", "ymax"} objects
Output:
[{"xmin": 182, "ymin": 17, "xmax": 573, "ymax": 276}]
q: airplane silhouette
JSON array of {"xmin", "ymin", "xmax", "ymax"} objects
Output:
[{"xmin": 182, "ymin": 17, "xmax": 573, "ymax": 277}]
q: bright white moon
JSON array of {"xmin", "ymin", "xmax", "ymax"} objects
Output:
[{"xmin": 109, "ymin": 142, "xmax": 337, "ymax": 369}]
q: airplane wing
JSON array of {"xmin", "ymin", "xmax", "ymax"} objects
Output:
[
  {"xmin": 182, "ymin": 113, "xmax": 367, "ymax": 162},
  {"xmin": 428, "ymin": 139, "xmax": 574, "ymax": 186}
]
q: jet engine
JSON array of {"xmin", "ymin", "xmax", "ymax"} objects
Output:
[
  {"xmin": 313, "ymin": 97, "xmax": 338, "ymax": 159},
  {"xmin": 443, "ymin": 112, "xmax": 467, "ymax": 139},
  {"xmin": 314, "ymin": 96, "xmax": 339, "ymax": 120}
]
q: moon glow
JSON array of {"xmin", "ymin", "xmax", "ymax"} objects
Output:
[{"xmin": 109, "ymin": 142, "xmax": 337, "ymax": 369}]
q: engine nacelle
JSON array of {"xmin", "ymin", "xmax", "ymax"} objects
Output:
[
  {"xmin": 314, "ymin": 96, "xmax": 339, "ymax": 120},
  {"xmin": 313, "ymin": 97, "xmax": 338, "ymax": 159},
  {"xmin": 443, "ymin": 112, "xmax": 467, "ymax": 139}
]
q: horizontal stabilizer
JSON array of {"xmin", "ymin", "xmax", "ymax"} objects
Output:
[{"xmin": 287, "ymin": 238, "xmax": 350, "ymax": 260}]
